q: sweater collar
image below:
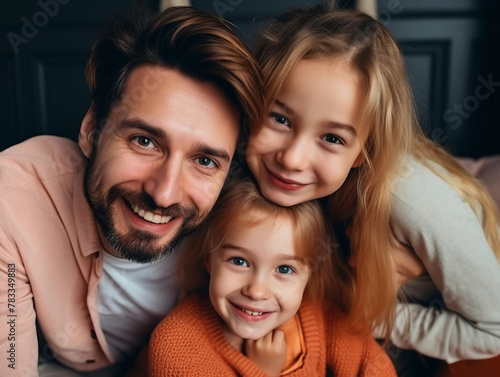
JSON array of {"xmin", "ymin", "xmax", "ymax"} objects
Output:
[
  {"xmin": 73, "ymin": 171, "xmax": 102, "ymax": 258},
  {"xmin": 199, "ymin": 295, "xmax": 325, "ymax": 376}
]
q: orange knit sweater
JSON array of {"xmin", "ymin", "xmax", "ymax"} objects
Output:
[{"xmin": 148, "ymin": 294, "xmax": 396, "ymax": 376}]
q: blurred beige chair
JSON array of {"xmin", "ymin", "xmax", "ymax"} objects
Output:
[
  {"xmin": 160, "ymin": 0, "xmax": 191, "ymax": 11},
  {"xmin": 357, "ymin": 0, "xmax": 377, "ymax": 19}
]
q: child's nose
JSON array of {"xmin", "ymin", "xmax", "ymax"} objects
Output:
[
  {"xmin": 276, "ymin": 137, "xmax": 311, "ymax": 171},
  {"xmin": 242, "ymin": 279, "xmax": 272, "ymax": 301}
]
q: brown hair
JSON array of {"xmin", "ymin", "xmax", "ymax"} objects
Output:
[
  {"xmin": 86, "ymin": 6, "xmax": 264, "ymax": 146},
  {"xmin": 177, "ymin": 178, "xmax": 352, "ymax": 308}
]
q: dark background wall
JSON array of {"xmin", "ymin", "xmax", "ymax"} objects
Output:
[{"xmin": 1, "ymin": 0, "xmax": 499, "ymax": 157}]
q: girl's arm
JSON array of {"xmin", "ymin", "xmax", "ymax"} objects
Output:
[
  {"xmin": 390, "ymin": 241, "xmax": 426, "ymax": 285},
  {"xmin": 389, "ymin": 161, "xmax": 500, "ymax": 363}
]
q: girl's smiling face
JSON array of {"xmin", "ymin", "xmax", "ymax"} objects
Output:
[
  {"xmin": 246, "ymin": 58, "xmax": 365, "ymax": 207},
  {"xmin": 208, "ymin": 218, "xmax": 310, "ymax": 345}
]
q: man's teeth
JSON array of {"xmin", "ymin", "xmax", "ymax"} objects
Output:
[
  {"xmin": 133, "ymin": 206, "xmax": 172, "ymax": 224},
  {"xmin": 239, "ymin": 307, "xmax": 264, "ymax": 316}
]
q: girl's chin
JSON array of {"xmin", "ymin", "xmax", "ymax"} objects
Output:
[
  {"xmin": 235, "ymin": 331, "xmax": 270, "ymax": 341},
  {"xmin": 261, "ymin": 188, "xmax": 302, "ymax": 207}
]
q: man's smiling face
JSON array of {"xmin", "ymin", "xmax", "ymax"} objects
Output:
[{"xmin": 80, "ymin": 65, "xmax": 240, "ymax": 262}]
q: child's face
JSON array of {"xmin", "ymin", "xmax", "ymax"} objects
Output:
[
  {"xmin": 208, "ymin": 219, "xmax": 310, "ymax": 342},
  {"xmin": 246, "ymin": 58, "xmax": 364, "ymax": 207}
]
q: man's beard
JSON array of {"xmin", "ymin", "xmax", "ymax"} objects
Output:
[{"xmin": 83, "ymin": 155, "xmax": 202, "ymax": 263}]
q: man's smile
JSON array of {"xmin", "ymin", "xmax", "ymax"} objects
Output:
[{"xmin": 132, "ymin": 205, "xmax": 173, "ymax": 224}]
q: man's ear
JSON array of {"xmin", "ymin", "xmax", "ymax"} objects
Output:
[{"xmin": 79, "ymin": 107, "xmax": 96, "ymax": 158}]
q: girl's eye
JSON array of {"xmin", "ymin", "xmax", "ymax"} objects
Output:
[
  {"xmin": 323, "ymin": 134, "xmax": 344, "ymax": 145},
  {"xmin": 269, "ymin": 112, "xmax": 290, "ymax": 127},
  {"xmin": 230, "ymin": 257, "xmax": 248, "ymax": 267},
  {"xmin": 197, "ymin": 157, "xmax": 216, "ymax": 168},
  {"xmin": 276, "ymin": 265, "xmax": 295, "ymax": 275},
  {"xmin": 134, "ymin": 136, "xmax": 156, "ymax": 149}
]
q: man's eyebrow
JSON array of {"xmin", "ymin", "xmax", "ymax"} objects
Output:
[
  {"xmin": 117, "ymin": 119, "xmax": 166, "ymax": 139},
  {"xmin": 196, "ymin": 144, "xmax": 231, "ymax": 163}
]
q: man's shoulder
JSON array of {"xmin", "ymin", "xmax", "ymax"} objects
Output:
[
  {"xmin": 0, "ymin": 135, "xmax": 85, "ymax": 194},
  {"xmin": 1, "ymin": 135, "xmax": 82, "ymax": 165}
]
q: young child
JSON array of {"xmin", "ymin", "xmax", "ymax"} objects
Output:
[
  {"xmin": 245, "ymin": 4, "xmax": 500, "ymax": 376},
  {"xmin": 148, "ymin": 179, "xmax": 396, "ymax": 376}
]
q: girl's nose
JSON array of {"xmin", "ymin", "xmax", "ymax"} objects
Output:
[
  {"xmin": 275, "ymin": 137, "xmax": 311, "ymax": 171},
  {"xmin": 242, "ymin": 279, "xmax": 272, "ymax": 301}
]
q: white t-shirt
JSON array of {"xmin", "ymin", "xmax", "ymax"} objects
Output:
[{"xmin": 97, "ymin": 250, "xmax": 180, "ymax": 362}]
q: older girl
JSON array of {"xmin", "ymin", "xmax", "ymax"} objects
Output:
[{"xmin": 245, "ymin": 4, "xmax": 500, "ymax": 376}]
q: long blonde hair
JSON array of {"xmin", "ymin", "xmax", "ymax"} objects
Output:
[
  {"xmin": 177, "ymin": 178, "xmax": 353, "ymax": 309},
  {"xmin": 254, "ymin": 3, "xmax": 500, "ymax": 335}
]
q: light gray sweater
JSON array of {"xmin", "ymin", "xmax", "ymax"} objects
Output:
[{"xmin": 388, "ymin": 157, "xmax": 500, "ymax": 363}]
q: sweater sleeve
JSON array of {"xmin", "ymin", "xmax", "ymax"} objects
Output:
[
  {"xmin": 389, "ymin": 160, "xmax": 500, "ymax": 362},
  {"xmin": 325, "ymin": 305, "xmax": 397, "ymax": 376},
  {"xmin": 148, "ymin": 299, "xmax": 231, "ymax": 377},
  {"xmin": 359, "ymin": 337, "xmax": 398, "ymax": 377},
  {"xmin": 149, "ymin": 320, "xmax": 214, "ymax": 376}
]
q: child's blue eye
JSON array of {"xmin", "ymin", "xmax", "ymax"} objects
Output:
[
  {"xmin": 277, "ymin": 265, "xmax": 294, "ymax": 274},
  {"xmin": 230, "ymin": 257, "xmax": 248, "ymax": 267}
]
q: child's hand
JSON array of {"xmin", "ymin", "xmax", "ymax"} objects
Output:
[
  {"xmin": 347, "ymin": 222, "xmax": 425, "ymax": 286},
  {"xmin": 245, "ymin": 329, "xmax": 286, "ymax": 376},
  {"xmin": 391, "ymin": 242, "xmax": 426, "ymax": 286}
]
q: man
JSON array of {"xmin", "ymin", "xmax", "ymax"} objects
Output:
[{"xmin": 0, "ymin": 6, "xmax": 264, "ymax": 376}]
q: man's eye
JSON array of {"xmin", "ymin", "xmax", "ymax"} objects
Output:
[
  {"xmin": 134, "ymin": 136, "xmax": 155, "ymax": 149},
  {"xmin": 277, "ymin": 265, "xmax": 294, "ymax": 275},
  {"xmin": 230, "ymin": 257, "xmax": 248, "ymax": 267},
  {"xmin": 198, "ymin": 157, "xmax": 216, "ymax": 168},
  {"xmin": 269, "ymin": 112, "xmax": 290, "ymax": 127}
]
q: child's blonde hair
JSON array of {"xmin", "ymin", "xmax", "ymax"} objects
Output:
[
  {"xmin": 177, "ymin": 178, "xmax": 352, "ymax": 309},
  {"xmin": 254, "ymin": 3, "xmax": 500, "ymax": 335}
]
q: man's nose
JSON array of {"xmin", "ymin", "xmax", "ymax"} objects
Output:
[{"xmin": 143, "ymin": 158, "xmax": 185, "ymax": 209}]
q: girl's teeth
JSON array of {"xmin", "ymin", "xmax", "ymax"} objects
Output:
[{"xmin": 239, "ymin": 307, "xmax": 263, "ymax": 316}]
